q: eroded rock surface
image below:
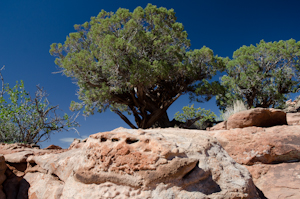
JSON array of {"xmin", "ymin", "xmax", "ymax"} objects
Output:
[
  {"xmin": 210, "ymin": 125, "xmax": 300, "ymax": 199},
  {"xmin": 208, "ymin": 121, "xmax": 227, "ymax": 131},
  {"xmin": 0, "ymin": 128, "xmax": 259, "ymax": 199},
  {"xmin": 226, "ymin": 108, "xmax": 287, "ymax": 129},
  {"xmin": 209, "ymin": 126, "xmax": 300, "ymax": 165},
  {"xmin": 246, "ymin": 162, "xmax": 300, "ymax": 199}
]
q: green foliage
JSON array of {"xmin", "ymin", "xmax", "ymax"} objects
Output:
[
  {"xmin": 174, "ymin": 104, "xmax": 216, "ymax": 129},
  {"xmin": 50, "ymin": 4, "xmax": 224, "ymax": 129},
  {"xmin": 217, "ymin": 39, "xmax": 300, "ymax": 109},
  {"xmin": 0, "ymin": 80, "xmax": 79, "ymax": 144}
]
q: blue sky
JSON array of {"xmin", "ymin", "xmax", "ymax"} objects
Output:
[{"xmin": 1, "ymin": 0, "xmax": 300, "ymax": 148}]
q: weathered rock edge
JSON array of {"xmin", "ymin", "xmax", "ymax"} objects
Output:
[
  {"xmin": 209, "ymin": 125, "xmax": 300, "ymax": 199},
  {"xmin": 226, "ymin": 108, "xmax": 287, "ymax": 129},
  {"xmin": 0, "ymin": 128, "xmax": 259, "ymax": 199}
]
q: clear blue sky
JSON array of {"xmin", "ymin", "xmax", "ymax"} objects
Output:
[{"xmin": 1, "ymin": 0, "xmax": 300, "ymax": 148}]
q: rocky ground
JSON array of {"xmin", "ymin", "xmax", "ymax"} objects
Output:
[{"xmin": 0, "ymin": 108, "xmax": 299, "ymax": 198}]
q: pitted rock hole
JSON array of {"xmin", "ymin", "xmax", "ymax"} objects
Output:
[
  {"xmin": 29, "ymin": 162, "xmax": 37, "ymax": 167},
  {"xmin": 101, "ymin": 137, "xmax": 107, "ymax": 142},
  {"xmin": 112, "ymin": 138, "xmax": 119, "ymax": 142},
  {"xmin": 125, "ymin": 138, "xmax": 139, "ymax": 144}
]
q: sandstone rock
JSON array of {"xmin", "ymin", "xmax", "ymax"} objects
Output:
[
  {"xmin": 0, "ymin": 143, "xmax": 67, "ymax": 157},
  {"xmin": 0, "ymin": 143, "xmax": 39, "ymax": 152},
  {"xmin": 287, "ymin": 112, "xmax": 300, "ymax": 125},
  {"xmin": 0, "ymin": 128, "xmax": 259, "ymax": 198},
  {"xmin": 208, "ymin": 121, "xmax": 227, "ymax": 131},
  {"xmin": 227, "ymin": 108, "xmax": 287, "ymax": 129},
  {"xmin": 209, "ymin": 125, "xmax": 300, "ymax": 165},
  {"xmin": 23, "ymin": 172, "xmax": 64, "ymax": 199},
  {"xmin": 4, "ymin": 151, "xmax": 34, "ymax": 163},
  {"xmin": 246, "ymin": 162, "xmax": 300, "ymax": 199},
  {"xmin": 44, "ymin": 144, "xmax": 62, "ymax": 150},
  {"xmin": 209, "ymin": 124, "xmax": 300, "ymax": 198},
  {"xmin": 69, "ymin": 138, "xmax": 86, "ymax": 149}
]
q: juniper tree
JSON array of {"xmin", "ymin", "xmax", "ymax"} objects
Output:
[
  {"xmin": 217, "ymin": 39, "xmax": 300, "ymax": 110},
  {"xmin": 50, "ymin": 4, "xmax": 224, "ymax": 129}
]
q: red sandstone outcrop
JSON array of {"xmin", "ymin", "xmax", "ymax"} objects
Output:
[
  {"xmin": 0, "ymin": 144, "xmax": 67, "ymax": 199},
  {"xmin": 44, "ymin": 144, "xmax": 62, "ymax": 150},
  {"xmin": 209, "ymin": 125, "xmax": 300, "ymax": 199},
  {"xmin": 245, "ymin": 162, "xmax": 300, "ymax": 199},
  {"xmin": 226, "ymin": 108, "xmax": 287, "ymax": 129},
  {"xmin": 209, "ymin": 125, "xmax": 300, "ymax": 165},
  {"xmin": 0, "ymin": 128, "xmax": 259, "ymax": 199},
  {"xmin": 2, "ymin": 106, "xmax": 298, "ymax": 199},
  {"xmin": 208, "ymin": 121, "xmax": 227, "ymax": 131}
]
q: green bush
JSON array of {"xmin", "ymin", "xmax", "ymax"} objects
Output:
[
  {"xmin": 174, "ymin": 104, "xmax": 216, "ymax": 129},
  {"xmin": 0, "ymin": 79, "xmax": 79, "ymax": 144}
]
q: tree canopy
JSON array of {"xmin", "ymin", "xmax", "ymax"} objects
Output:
[
  {"xmin": 217, "ymin": 39, "xmax": 300, "ymax": 110},
  {"xmin": 50, "ymin": 4, "xmax": 224, "ymax": 129}
]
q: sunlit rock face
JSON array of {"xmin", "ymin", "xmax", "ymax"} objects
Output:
[
  {"xmin": 0, "ymin": 128, "xmax": 258, "ymax": 199},
  {"xmin": 226, "ymin": 108, "xmax": 287, "ymax": 129},
  {"xmin": 209, "ymin": 125, "xmax": 300, "ymax": 165},
  {"xmin": 209, "ymin": 125, "xmax": 300, "ymax": 199}
]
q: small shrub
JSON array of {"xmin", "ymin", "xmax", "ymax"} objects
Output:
[
  {"xmin": 174, "ymin": 104, "xmax": 216, "ymax": 130},
  {"xmin": 0, "ymin": 76, "xmax": 79, "ymax": 144}
]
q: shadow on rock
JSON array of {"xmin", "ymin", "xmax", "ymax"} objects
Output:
[{"xmin": 3, "ymin": 165, "xmax": 30, "ymax": 199}]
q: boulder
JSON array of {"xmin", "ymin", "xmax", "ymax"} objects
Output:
[
  {"xmin": 1, "ymin": 128, "xmax": 259, "ymax": 199},
  {"xmin": 209, "ymin": 125, "xmax": 300, "ymax": 165},
  {"xmin": 208, "ymin": 121, "xmax": 227, "ymax": 131},
  {"xmin": 226, "ymin": 108, "xmax": 287, "ymax": 129},
  {"xmin": 246, "ymin": 162, "xmax": 300, "ymax": 199},
  {"xmin": 287, "ymin": 112, "xmax": 300, "ymax": 125},
  {"xmin": 44, "ymin": 144, "xmax": 63, "ymax": 150}
]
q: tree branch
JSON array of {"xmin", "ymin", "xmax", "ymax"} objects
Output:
[{"xmin": 113, "ymin": 109, "xmax": 138, "ymax": 129}]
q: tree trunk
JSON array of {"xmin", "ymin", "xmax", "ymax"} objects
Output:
[
  {"xmin": 115, "ymin": 107, "xmax": 173, "ymax": 129},
  {"xmin": 151, "ymin": 111, "xmax": 172, "ymax": 128}
]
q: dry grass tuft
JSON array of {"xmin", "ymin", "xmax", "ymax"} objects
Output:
[{"xmin": 221, "ymin": 100, "xmax": 247, "ymax": 121}]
